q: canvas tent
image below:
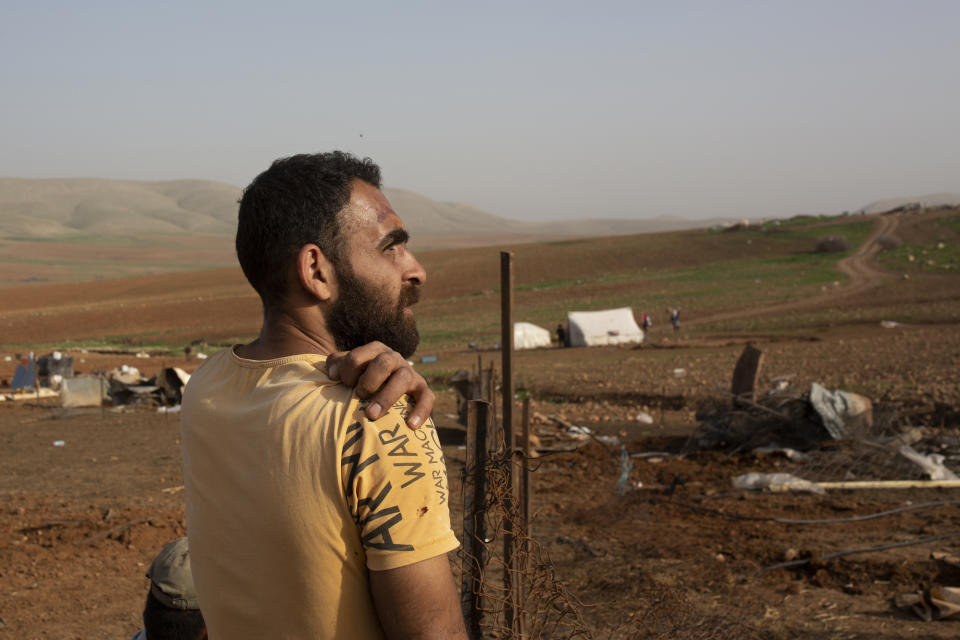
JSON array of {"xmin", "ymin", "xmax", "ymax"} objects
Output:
[
  {"xmin": 567, "ymin": 308, "xmax": 644, "ymax": 347},
  {"xmin": 514, "ymin": 322, "xmax": 552, "ymax": 350}
]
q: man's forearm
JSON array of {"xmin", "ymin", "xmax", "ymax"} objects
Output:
[{"xmin": 370, "ymin": 555, "xmax": 468, "ymax": 640}]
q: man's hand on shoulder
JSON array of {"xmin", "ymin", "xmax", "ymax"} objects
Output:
[{"xmin": 325, "ymin": 342, "xmax": 435, "ymax": 429}]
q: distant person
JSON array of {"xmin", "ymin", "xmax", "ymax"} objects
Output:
[
  {"xmin": 180, "ymin": 152, "xmax": 466, "ymax": 639},
  {"xmin": 670, "ymin": 308, "xmax": 680, "ymax": 331},
  {"xmin": 556, "ymin": 323, "xmax": 567, "ymax": 347},
  {"xmin": 131, "ymin": 537, "xmax": 206, "ymax": 640},
  {"xmin": 641, "ymin": 312, "xmax": 652, "ymax": 334}
]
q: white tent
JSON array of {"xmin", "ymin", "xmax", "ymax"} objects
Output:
[
  {"xmin": 514, "ymin": 322, "xmax": 552, "ymax": 350},
  {"xmin": 566, "ymin": 308, "xmax": 644, "ymax": 347}
]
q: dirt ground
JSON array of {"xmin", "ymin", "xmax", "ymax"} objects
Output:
[
  {"xmin": 2, "ymin": 212, "xmax": 959, "ymax": 638},
  {"xmin": 2, "ymin": 326, "xmax": 959, "ymax": 639}
]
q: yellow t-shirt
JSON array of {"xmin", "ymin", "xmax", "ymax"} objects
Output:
[{"xmin": 180, "ymin": 348, "xmax": 459, "ymax": 639}]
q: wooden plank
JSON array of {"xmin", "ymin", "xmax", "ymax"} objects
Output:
[{"xmin": 795, "ymin": 480, "xmax": 960, "ymax": 491}]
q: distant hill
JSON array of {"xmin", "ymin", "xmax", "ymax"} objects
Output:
[
  {"xmin": 0, "ymin": 178, "xmax": 732, "ymax": 246},
  {"xmin": 0, "ymin": 178, "xmax": 240, "ymax": 236},
  {"xmin": 857, "ymin": 192, "xmax": 960, "ymax": 214}
]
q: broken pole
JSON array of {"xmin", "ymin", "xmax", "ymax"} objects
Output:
[
  {"xmin": 480, "ymin": 363, "xmax": 493, "ymax": 406},
  {"xmin": 731, "ymin": 343, "xmax": 764, "ymax": 406},
  {"xmin": 461, "ymin": 400, "xmax": 492, "ymax": 638},
  {"xmin": 499, "ymin": 250, "xmax": 518, "ymax": 635}
]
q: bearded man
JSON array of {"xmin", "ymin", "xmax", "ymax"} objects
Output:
[{"xmin": 180, "ymin": 152, "xmax": 467, "ymax": 639}]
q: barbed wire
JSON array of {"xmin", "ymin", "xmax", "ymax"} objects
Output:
[
  {"xmin": 458, "ymin": 431, "xmax": 768, "ymax": 639},
  {"xmin": 459, "ymin": 430, "xmax": 593, "ymax": 639}
]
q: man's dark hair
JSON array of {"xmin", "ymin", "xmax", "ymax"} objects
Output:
[
  {"xmin": 236, "ymin": 151, "xmax": 383, "ymax": 307},
  {"xmin": 142, "ymin": 590, "xmax": 206, "ymax": 640}
]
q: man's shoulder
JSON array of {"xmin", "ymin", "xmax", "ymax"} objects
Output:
[
  {"xmin": 185, "ymin": 349, "xmax": 339, "ymax": 392},
  {"xmin": 182, "ymin": 349, "xmax": 359, "ymax": 427}
]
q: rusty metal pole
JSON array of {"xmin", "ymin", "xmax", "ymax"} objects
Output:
[
  {"xmin": 521, "ymin": 396, "xmax": 531, "ymax": 534},
  {"xmin": 487, "ymin": 361, "xmax": 496, "ymax": 421},
  {"xmin": 518, "ymin": 395, "xmax": 531, "ymax": 636},
  {"xmin": 500, "ymin": 251, "xmax": 515, "ymax": 455},
  {"xmin": 499, "ymin": 251, "xmax": 516, "ymax": 634},
  {"xmin": 461, "ymin": 400, "xmax": 492, "ymax": 639}
]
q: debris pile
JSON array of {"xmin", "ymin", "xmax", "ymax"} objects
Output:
[
  {"xmin": 106, "ymin": 366, "xmax": 190, "ymax": 408},
  {"xmin": 895, "ymin": 552, "xmax": 960, "ymax": 621},
  {"xmin": 2, "ymin": 350, "xmax": 190, "ymax": 410},
  {"xmin": 683, "ymin": 344, "xmax": 960, "ymax": 488}
]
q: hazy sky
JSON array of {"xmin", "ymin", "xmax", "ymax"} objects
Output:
[{"xmin": 2, "ymin": 1, "xmax": 958, "ymax": 221}]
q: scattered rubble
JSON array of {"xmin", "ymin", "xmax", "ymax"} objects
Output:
[
  {"xmin": 895, "ymin": 551, "xmax": 960, "ymax": 620},
  {"xmin": 685, "ymin": 343, "xmax": 959, "ymax": 492},
  {"xmin": 61, "ymin": 377, "xmax": 106, "ymax": 408},
  {"xmin": 899, "ymin": 445, "xmax": 959, "ymax": 481},
  {"xmin": 809, "ymin": 383, "xmax": 872, "ymax": 439},
  {"xmin": 732, "ymin": 472, "xmax": 824, "ymax": 494},
  {"xmin": 2, "ymin": 349, "xmax": 191, "ymax": 410}
]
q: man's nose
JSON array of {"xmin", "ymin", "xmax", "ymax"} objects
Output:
[{"xmin": 405, "ymin": 252, "xmax": 426, "ymax": 286}]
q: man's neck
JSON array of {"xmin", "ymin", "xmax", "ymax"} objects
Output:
[{"xmin": 234, "ymin": 308, "xmax": 338, "ymax": 361}]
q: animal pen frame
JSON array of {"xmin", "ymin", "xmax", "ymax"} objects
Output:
[{"xmin": 459, "ymin": 252, "xmax": 592, "ymax": 639}]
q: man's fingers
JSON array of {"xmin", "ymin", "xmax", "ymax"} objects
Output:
[
  {"xmin": 363, "ymin": 370, "xmax": 412, "ymax": 421},
  {"xmin": 365, "ymin": 375, "xmax": 435, "ymax": 429},
  {"xmin": 354, "ymin": 351, "xmax": 407, "ymax": 400},
  {"xmin": 325, "ymin": 350, "xmax": 347, "ymax": 381},
  {"xmin": 402, "ymin": 387, "xmax": 435, "ymax": 430},
  {"xmin": 325, "ymin": 342, "xmax": 388, "ymax": 386},
  {"xmin": 326, "ymin": 342, "xmax": 433, "ymax": 429}
]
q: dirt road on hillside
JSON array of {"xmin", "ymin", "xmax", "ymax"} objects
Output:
[{"xmin": 690, "ymin": 213, "xmax": 900, "ymax": 327}]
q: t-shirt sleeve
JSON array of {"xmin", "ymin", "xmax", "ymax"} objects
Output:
[{"xmin": 339, "ymin": 398, "xmax": 460, "ymax": 571}]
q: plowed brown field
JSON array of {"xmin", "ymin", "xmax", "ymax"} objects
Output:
[{"xmin": 2, "ymin": 211, "xmax": 959, "ymax": 638}]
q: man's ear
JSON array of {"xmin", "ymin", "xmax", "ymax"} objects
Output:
[{"xmin": 295, "ymin": 244, "xmax": 336, "ymax": 302}]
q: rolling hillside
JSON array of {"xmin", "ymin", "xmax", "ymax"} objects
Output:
[
  {"xmin": 0, "ymin": 177, "xmax": 731, "ymax": 242},
  {"xmin": 0, "ymin": 178, "xmax": 239, "ymax": 236},
  {"xmin": 2, "ymin": 208, "xmax": 957, "ymax": 351},
  {"xmin": 12, "ymin": 177, "xmax": 953, "ymax": 286}
]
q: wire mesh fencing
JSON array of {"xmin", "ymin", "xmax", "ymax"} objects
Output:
[
  {"xmin": 458, "ymin": 400, "xmax": 768, "ymax": 639},
  {"xmin": 460, "ymin": 401, "xmax": 593, "ymax": 639}
]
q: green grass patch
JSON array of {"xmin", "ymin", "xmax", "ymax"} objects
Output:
[
  {"xmin": 879, "ymin": 243, "xmax": 960, "ymax": 273},
  {"xmin": 514, "ymin": 278, "xmax": 582, "ymax": 292},
  {"xmin": 1, "ymin": 337, "xmax": 177, "ymax": 352},
  {"xmin": 935, "ymin": 211, "xmax": 960, "ymax": 235},
  {"xmin": 661, "ymin": 251, "xmax": 846, "ymax": 286},
  {"xmin": 760, "ymin": 214, "xmax": 839, "ymax": 230},
  {"xmin": 510, "ymin": 272, "xmax": 635, "ymax": 293},
  {"xmin": 753, "ymin": 220, "xmax": 873, "ymax": 247},
  {"xmin": 0, "ymin": 330, "xmax": 232, "ymax": 353}
]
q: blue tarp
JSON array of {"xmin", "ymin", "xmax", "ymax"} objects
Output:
[{"xmin": 11, "ymin": 358, "xmax": 36, "ymax": 390}]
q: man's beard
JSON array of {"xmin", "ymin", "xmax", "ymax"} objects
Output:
[{"xmin": 327, "ymin": 267, "xmax": 421, "ymax": 359}]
